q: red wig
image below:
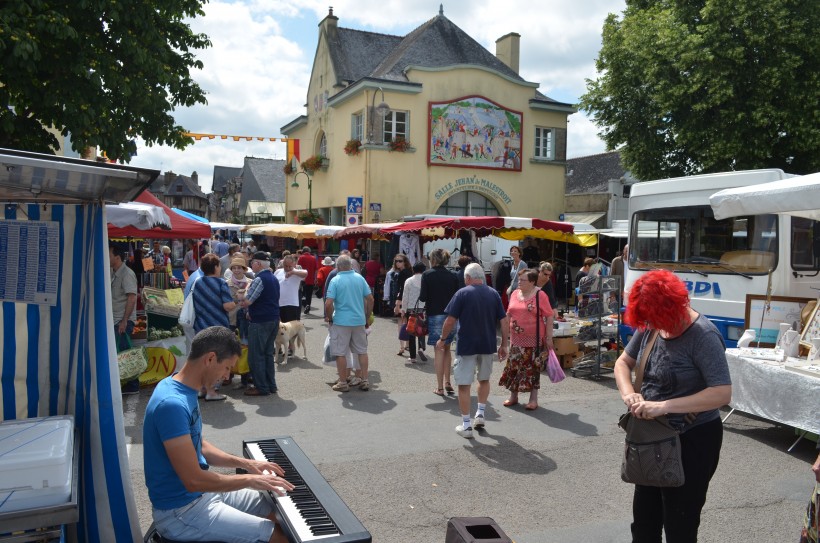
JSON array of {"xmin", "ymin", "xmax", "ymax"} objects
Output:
[{"xmin": 624, "ymin": 270, "xmax": 691, "ymax": 334}]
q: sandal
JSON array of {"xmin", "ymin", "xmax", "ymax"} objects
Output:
[
  {"xmin": 503, "ymin": 399, "xmax": 519, "ymax": 407},
  {"xmin": 433, "ymin": 388, "xmax": 445, "ymax": 396},
  {"xmin": 396, "ymin": 349, "xmax": 406, "ymax": 356},
  {"xmin": 444, "ymin": 382, "xmax": 455, "ymax": 394},
  {"xmin": 525, "ymin": 402, "xmax": 538, "ymax": 411}
]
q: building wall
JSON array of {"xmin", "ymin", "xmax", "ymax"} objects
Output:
[{"xmin": 286, "ymin": 36, "xmax": 569, "ymax": 224}]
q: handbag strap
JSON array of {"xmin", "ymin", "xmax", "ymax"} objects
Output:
[
  {"xmin": 633, "ymin": 330, "xmax": 658, "ymax": 392},
  {"xmin": 633, "ymin": 329, "xmax": 697, "ymax": 424},
  {"xmin": 535, "ymin": 289, "xmax": 540, "ymax": 356}
]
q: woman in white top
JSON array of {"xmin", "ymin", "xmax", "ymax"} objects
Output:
[
  {"xmin": 506, "ymin": 246, "xmax": 528, "ymax": 296},
  {"xmin": 400, "ymin": 262, "xmax": 428, "ymax": 363}
]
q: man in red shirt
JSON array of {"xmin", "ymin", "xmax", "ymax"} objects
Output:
[{"xmin": 297, "ymin": 246, "xmax": 318, "ymax": 314}]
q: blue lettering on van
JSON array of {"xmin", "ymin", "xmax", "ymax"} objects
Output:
[{"xmin": 684, "ymin": 281, "xmax": 722, "ymax": 298}]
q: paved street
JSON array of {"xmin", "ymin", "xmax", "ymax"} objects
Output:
[{"xmin": 124, "ymin": 312, "xmax": 816, "ymax": 542}]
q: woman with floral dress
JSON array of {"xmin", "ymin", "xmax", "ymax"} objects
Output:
[{"xmin": 499, "ymin": 268, "xmax": 553, "ymax": 410}]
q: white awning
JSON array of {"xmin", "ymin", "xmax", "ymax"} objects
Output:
[{"xmin": 561, "ymin": 211, "xmax": 607, "ymax": 226}]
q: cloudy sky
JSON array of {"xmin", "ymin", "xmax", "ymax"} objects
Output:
[{"xmin": 129, "ymin": 0, "xmax": 626, "ymax": 192}]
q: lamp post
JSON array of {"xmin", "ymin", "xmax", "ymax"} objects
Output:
[
  {"xmin": 367, "ymin": 87, "xmax": 391, "ymax": 144},
  {"xmin": 291, "ymin": 170, "xmax": 312, "ymax": 215}
]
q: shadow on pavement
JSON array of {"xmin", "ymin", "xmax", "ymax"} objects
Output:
[{"xmin": 464, "ymin": 432, "xmax": 558, "ymax": 475}]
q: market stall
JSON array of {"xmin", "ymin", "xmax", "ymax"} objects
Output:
[
  {"xmin": 710, "ymin": 172, "xmax": 820, "ymax": 221},
  {"xmin": 0, "ymin": 148, "xmax": 157, "ymax": 541}
]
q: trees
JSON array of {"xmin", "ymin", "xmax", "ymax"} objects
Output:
[
  {"xmin": 580, "ymin": 0, "xmax": 820, "ymax": 179},
  {"xmin": 0, "ymin": 0, "xmax": 211, "ymax": 160}
]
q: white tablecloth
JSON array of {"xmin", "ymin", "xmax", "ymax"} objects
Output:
[{"xmin": 726, "ymin": 349, "xmax": 820, "ymax": 434}]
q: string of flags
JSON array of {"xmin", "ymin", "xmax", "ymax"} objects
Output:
[
  {"xmin": 182, "ymin": 133, "xmax": 301, "ymax": 164},
  {"xmin": 183, "ymin": 132, "xmax": 292, "ymax": 142}
]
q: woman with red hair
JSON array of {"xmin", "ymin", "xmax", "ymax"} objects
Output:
[{"xmin": 614, "ymin": 270, "xmax": 732, "ymax": 543}]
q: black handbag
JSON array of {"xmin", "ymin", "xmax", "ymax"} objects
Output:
[{"xmin": 618, "ymin": 330, "xmax": 691, "ymax": 488}]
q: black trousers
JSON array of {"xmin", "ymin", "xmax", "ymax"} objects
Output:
[
  {"xmin": 407, "ymin": 334, "xmax": 425, "ymax": 359},
  {"xmin": 631, "ymin": 417, "xmax": 723, "ymax": 543},
  {"xmin": 302, "ymin": 284, "xmax": 314, "ymax": 308}
]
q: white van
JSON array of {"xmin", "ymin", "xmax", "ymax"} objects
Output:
[{"xmin": 624, "ymin": 169, "xmax": 819, "ymax": 347}]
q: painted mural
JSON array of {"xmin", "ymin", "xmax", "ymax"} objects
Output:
[{"xmin": 428, "ymin": 95, "xmax": 523, "ymax": 171}]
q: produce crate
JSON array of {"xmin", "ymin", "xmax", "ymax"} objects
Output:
[{"xmin": 147, "ymin": 311, "xmax": 179, "ymax": 331}]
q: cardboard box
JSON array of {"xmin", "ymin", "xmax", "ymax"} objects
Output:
[
  {"xmin": 0, "ymin": 415, "xmax": 74, "ymax": 512},
  {"xmin": 554, "ymin": 337, "xmax": 578, "ymax": 356},
  {"xmin": 560, "ymin": 351, "xmax": 582, "ymax": 368}
]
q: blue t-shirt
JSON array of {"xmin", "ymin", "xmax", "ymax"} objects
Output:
[
  {"xmin": 143, "ymin": 376, "xmax": 206, "ymax": 510},
  {"xmin": 326, "ymin": 270, "xmax": 371, "ymax": 326},
  {"xmin": 444, "ymin": 284, "xmax": 506, "ymax": 356},
  {"xmin": 192, "ymin": 276, "xmax": 233, "ymax": 332},
  {"xmin": 625, "ymin": 315, "xmax": 731, "ymax": 432}
]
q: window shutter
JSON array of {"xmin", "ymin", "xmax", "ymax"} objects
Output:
[{"xmin": 555, "ymin": 127, "xmax": 567, "ymax": 161}]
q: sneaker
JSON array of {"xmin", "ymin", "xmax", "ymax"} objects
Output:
[
  {"xmin": 473, "ymin": 415, "xmax": 486, "ymax": 429},
  {"xmin": 347, "ymin": 376, "xmax": 362, "ymax": 387},
  {"xmin": 455, "ymin": 424, "xmax": 474, "ymax": 439},
  {"xmin": 418, "ymin": 350, "xmax": 428, "ymax": 362},
  {"xmin": 359, "ymin": 380, "xmax": 370, "ymax": 391},
  {"xmin": 332, "ymin": 380, "xmax": 349, "ymax": 392}
]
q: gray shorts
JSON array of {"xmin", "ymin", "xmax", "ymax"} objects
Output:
[
  {"xmin": 152, "ymin": 489, "xmax": 274, "ymax": 543},
  {"xmin": 329, "ymin": 324, "xmax": 368, "ymax": 356},
  {"xmin": 452, "ymin": 353, "xmax": 495, "ymax": 385}
]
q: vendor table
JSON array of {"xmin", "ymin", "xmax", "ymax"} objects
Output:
[{"xmin": 724, "ymin": 349, "xmax": 820, "ymax": 451}]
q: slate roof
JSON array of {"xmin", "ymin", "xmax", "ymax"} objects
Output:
[
  {"xmin": 565, "ymin": 151, "xmax": 629, "ymax": 195},
  {"xmin": 212, "ymin": 165, "xmax": 242, "ymax": 193},
  {"xmin": 331, "ymin": 28, "xmax": 403, "ymax": 85},
  {"xmin": 239, "ymin": 157, "xmax": 286, "ymax": 204},
  {"xmin": 326, "ymin": 11, "xmax": 569, "ymax": 106},
  {"xmin": 149, "ymin": 171, "xmax": 206, "ymax": 198},
  {"xmin": 366, "ymin": 14, "xmax": 526, "ymax": 83}
]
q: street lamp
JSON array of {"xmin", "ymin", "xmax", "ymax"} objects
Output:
[
  {"xmin": 291, "ymin": 170, "xmax": 312, "ymax": 214},
  {"xmin": 367, "ymin": 87, "xmax": 391, "ymax": 144}
]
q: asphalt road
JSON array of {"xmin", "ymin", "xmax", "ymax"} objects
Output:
[{"xmin": 124, "ymin": 311, "xmax": 817, "ymax": 543}]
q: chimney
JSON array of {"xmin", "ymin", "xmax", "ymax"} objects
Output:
[
  {"xmin": 495, "ymin": 32, "xmax": 521, "ymax": 74},
  {"xmin": 319, "ymin": 6, "xmax": 338, "ymax": 33}
]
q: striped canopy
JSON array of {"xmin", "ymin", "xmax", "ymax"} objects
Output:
[{"xmin": 1, "ymin": 203, "xmax": 141, "ymax": 541}]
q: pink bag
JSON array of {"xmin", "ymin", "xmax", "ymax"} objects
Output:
[{"xmin": 546, "ymin": 349, "xmax": 565, "ymax": 383}]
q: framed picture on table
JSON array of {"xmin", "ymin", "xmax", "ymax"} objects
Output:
[
  {"xmin": 799, "ymin": 299, "xmax": 820, "ymax": 348},
  {"xmin": 744, "ymin": 294, "xmax": 813, "ymax": 347}
]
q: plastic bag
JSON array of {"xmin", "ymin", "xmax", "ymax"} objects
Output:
[{"xmin": 546, "ymin": 349, "xmax": 565, "ymax": 383}]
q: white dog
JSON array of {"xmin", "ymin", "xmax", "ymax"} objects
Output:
[{"xmin": 275, "ymin": 321, "xmax": 307, "ymax": 365}]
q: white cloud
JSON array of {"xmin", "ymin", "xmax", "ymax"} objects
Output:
[{"xmin": 130, "ymin": 1, "xmax": 623, "ymax": 189}]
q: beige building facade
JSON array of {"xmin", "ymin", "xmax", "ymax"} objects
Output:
[{"xmin": 282, "ymin": 8, "xmax": 575, "ymax": 225}]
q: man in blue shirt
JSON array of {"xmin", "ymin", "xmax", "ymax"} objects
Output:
[
  {"xmin": 143, "ymin": 327, "xmax": 293, "ymax": 542},
  {"xmin": 240, "ymin": 252, "xmax": 281, "ymax": 396},
  {"xmin": 437, "ymin": 263, "xmax": 508, "ymax": 439},
  {"xmin": 325, "ymin": 254, "xmax": 374, "ymax": 392}
]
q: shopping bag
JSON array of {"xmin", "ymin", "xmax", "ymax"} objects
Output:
[
  {"xmin": 178, "ymin": 278, "xmax": 199, "ymax": 333},
  {"xmin": 546, "ymin": 349, "xmax": 565, "ymax": 383},
  {"xmin": 117, "ymin": 334, "xmax": 148, "ymax": 382},
  {"xmin": 232, "ymin": 345, "xmax": 250, "ymax": 374}
]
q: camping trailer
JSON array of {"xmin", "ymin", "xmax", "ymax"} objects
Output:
[{"xmin": 624, "ymin": 169, "xmax": 820, "ymax": 347}]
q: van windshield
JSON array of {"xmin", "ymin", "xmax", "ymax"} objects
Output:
[{"xmin": 629, "ymin": 206, "xmax": 777, "ymax": 275}]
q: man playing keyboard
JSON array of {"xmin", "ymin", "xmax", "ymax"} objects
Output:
[{"xmin": 144, "ymin": 326, "xmax": 294, "ymax": 543}]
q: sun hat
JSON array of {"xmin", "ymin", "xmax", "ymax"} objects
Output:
[
  {"xmin": 230, "ymin": 256, "xmax": 248, "ymax": 270},
  {"xmin": 322, "ymin": 256, "xmax": 334, "ymax": 266}
]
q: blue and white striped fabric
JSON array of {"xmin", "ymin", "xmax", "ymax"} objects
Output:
[{"xmin": 0, "ymin": 203, "xmax": 140, "ymax": 541}]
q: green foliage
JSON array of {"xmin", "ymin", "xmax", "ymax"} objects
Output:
[
  {"xmin": 580, "ymin": 0, "xmax": 820, "ymax": 179},
  {"xmin": 0, "ymin": 0, "xmax": 211, "ymax": 159}
]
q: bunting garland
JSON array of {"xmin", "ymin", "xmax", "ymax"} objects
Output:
[{"xmin": 183, "ymin": 132, "xmax": 296, "ymax": 143}]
